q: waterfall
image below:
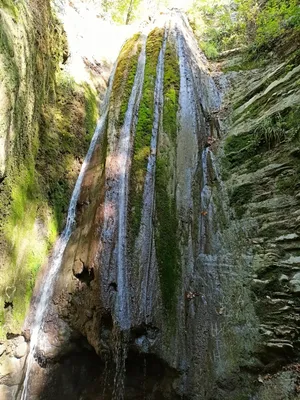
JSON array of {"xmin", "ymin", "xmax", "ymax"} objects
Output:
[
  {"xmin": 115, "ymin": 35, "xmax": 147, "ymax": 330},
  {"xmin": 20, "ymin": 62, "xmax": 118, "ymax": 400},
  {"xmin": 136, "ymin": 27, "xmax": 168, "ymax": 322},
  {"xmin": 18, "ymin": 10, "xmax": 231, "ymax": 399}
]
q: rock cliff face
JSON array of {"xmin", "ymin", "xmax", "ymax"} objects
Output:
[
  {"xmin": 219, "ymin": 34, "xmax": 300, "ymax": 398},
  {"xmin": 0, "ymin": 0, "xmax": 103, "ymax": 338},
  {"xmin": 1, "ymin": 2, "xmax": 300, "ymax": 399},
  {"xmin": 0, "ymin": 0, "xmax": 109, "ymax": 397}
]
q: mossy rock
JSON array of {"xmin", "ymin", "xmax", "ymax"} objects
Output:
[
  {"xmin": 129, "ymin": 27, "xmax": 164, "ymax": 242},
  {"xmin": 111, "ymin": 33, "xmax": 142, "ymax": 129},
  {"xmin": 223, "ymin": 133, "xmax": 258, "ymax": 171},
  {"xmin": 155, "ymin": 36, "xmax": 180, "ymax": 316},
  {"xmin": 0, "ymin": 0, "xmax": 99, "ymax": 338}
]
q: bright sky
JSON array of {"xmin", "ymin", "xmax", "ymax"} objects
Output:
[{"xmin": 169, "ymin": 0, "xmax": 194, "ymax": 9}]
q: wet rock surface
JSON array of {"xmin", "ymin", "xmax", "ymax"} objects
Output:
[
  {"xmin": 1, "ymin": 7, "xmax": 300, "ymax": 400},
  {"xmin": 25, "ymin": 12, "xmax": 258, "ymax": 399}
]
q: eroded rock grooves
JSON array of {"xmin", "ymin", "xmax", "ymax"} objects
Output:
[{"xmin": 11, "ymin": 8, "xmax": 298, "ymax": 400}]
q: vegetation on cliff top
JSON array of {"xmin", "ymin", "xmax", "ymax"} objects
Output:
[
  {"xmin": 101, "ymin": 0, "xmax": 172, "ymax": 25},
  {"xmin": 188, "ymin": 0, "xmax": 300, "ymax": 59}
]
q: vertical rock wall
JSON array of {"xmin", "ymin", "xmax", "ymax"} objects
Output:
[{"xmin": 26, "ymin": 11, "xmax": 262, "ymax": 400}]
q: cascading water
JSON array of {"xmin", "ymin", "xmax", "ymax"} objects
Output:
[
  {"xmin": 17, "ymin": 9, "xmax": 251, "ymax": 400},
  {"xmin": 136, "ymin": 26, "xmax": 168, "ymax": 323},
  {"xmin": 19, "ymin": 62, "xmax": 118, "ymax": 400},
  {"xmin": 98, "ymin": 31, "xmax": 149, "ymax": 400},
  {"xmin": 114, "ymin": 34, "xmax": 147, "ymax": 330}
]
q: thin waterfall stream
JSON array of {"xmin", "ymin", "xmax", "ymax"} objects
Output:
[
  {"xmin": 114, "ymin": 33, "xmax": 147, "ymax": 330},
  {"xmin": 136, "ymin": 26, "xmax": 168, "ymax": 322}
]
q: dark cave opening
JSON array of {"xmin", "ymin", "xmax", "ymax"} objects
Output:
[{"xmin": 37, "ymin": 332, "xmax": 182, "ymax": 400}]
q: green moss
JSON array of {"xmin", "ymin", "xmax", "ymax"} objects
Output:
[
  {"xmin": 112, "ymin": 33, "xmax": 141, "ymax": 128},
  {"xmin": 224, "ymin": 133, "xmax": 253, "ymax": 154},
  {"xmin": 155, "ymin": 38, "xmax": 180, "ymax": 315},
  {"xmin": 119, "ymin": 45, "xmax": 141, "ymax": 127},
  {"xmin": 84, "ymin": 84, "xmax": 98, "ymax": 140},
  {"xmin": 10, "ymin": 166, "xmax": 38, "ymax": 224},
  {"xmin": 0, "ymin": 2, "xmax": 97, "ymax": 338},
  {"xmin": 284, "ymin": 105, "xmax": 300, "ymax": 141},
  {"xmin": 155, "ymin": 158, "xmax": 180, "ymax": 314},
  {"xmin": 100, "ymin": 122, "xmax": 109, "ymax": 169},
  {"xmin": 276, "ymin": 174, "xmax": 297, "ymax": 195},
  {"xmin": 234, "ymin": 54, "xmax": 300, "ymax": 112},
  {"xmin": 228, "ymin": 182, "xmax": 254, "ymax": 218},
  {"xmin": 0, "ymin": 0, "xmax": 19, "ymax": 19},
  {"xmin": 2, "ymin": 164, "xmax": 58, "ymax": 336},
  {"xmin": 129, "ymin": 28, "xmax": 164, "ymax": 241},
  {"xmin": 163, "ymin": 41, "xmax": 180, "ymax": 143},
  {"xmin": 223, "ymin": 133, "xmax": 258, "ymax": 171},
  {"xmin": 229, "ymin": 183, "xmax": 254, "ymax": 206},
  {"xmin": 37, "ymin": 71, "xmax": 95, "ymax": 231},
  {"xmin": 222, "ymin": 57, "xmax": 265, "ymax": 73}
]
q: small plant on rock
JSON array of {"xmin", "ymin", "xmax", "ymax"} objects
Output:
[{"xmin": 253, "ymin": 114, "xmax": 285, "ymax": 148}]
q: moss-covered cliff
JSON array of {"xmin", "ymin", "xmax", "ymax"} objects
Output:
[{"xmin": 0, "ymin": 0, "xmax": 99, "ymax": 339}]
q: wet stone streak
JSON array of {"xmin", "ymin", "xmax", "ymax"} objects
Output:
[
  {"xmin": 128, "ymin": 28, "xmax": 164, "ymax": 243},
  {"xmin": 155, "ymin": 33, "xmax": 181, "ymax": 315}
]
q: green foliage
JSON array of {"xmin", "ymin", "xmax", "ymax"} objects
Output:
[
  {"xmin": 188, "ymin": 0, "xmax": 300, "ymax": 58},
  {"xmin": 101, "ymin": 0, "xmax": 173, "ymax": 24},
  {"xmin": 102, "ymin": 0, "xmax": 142, "ymax": 24},
  {"xmin": 129, "ymin": 28, "xmax": 164, "ymax": 241},
  {"xmin": 199, "ymin": 41, "xmax": 219, "ymax": 59},
  {"xmin": 253, "ymin": 107, "xmax": 300, "ymax": 149},
  {"xmin": 253, "ymin": 114, "xmax": 285, "ymax": 148},
  {"xmin": 255, "ymin": 0, "xmax": 300, "ymax": 49},
  {"xmin": 189, "ymin": 0, "xmax": 244, "ymax": 57}
]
